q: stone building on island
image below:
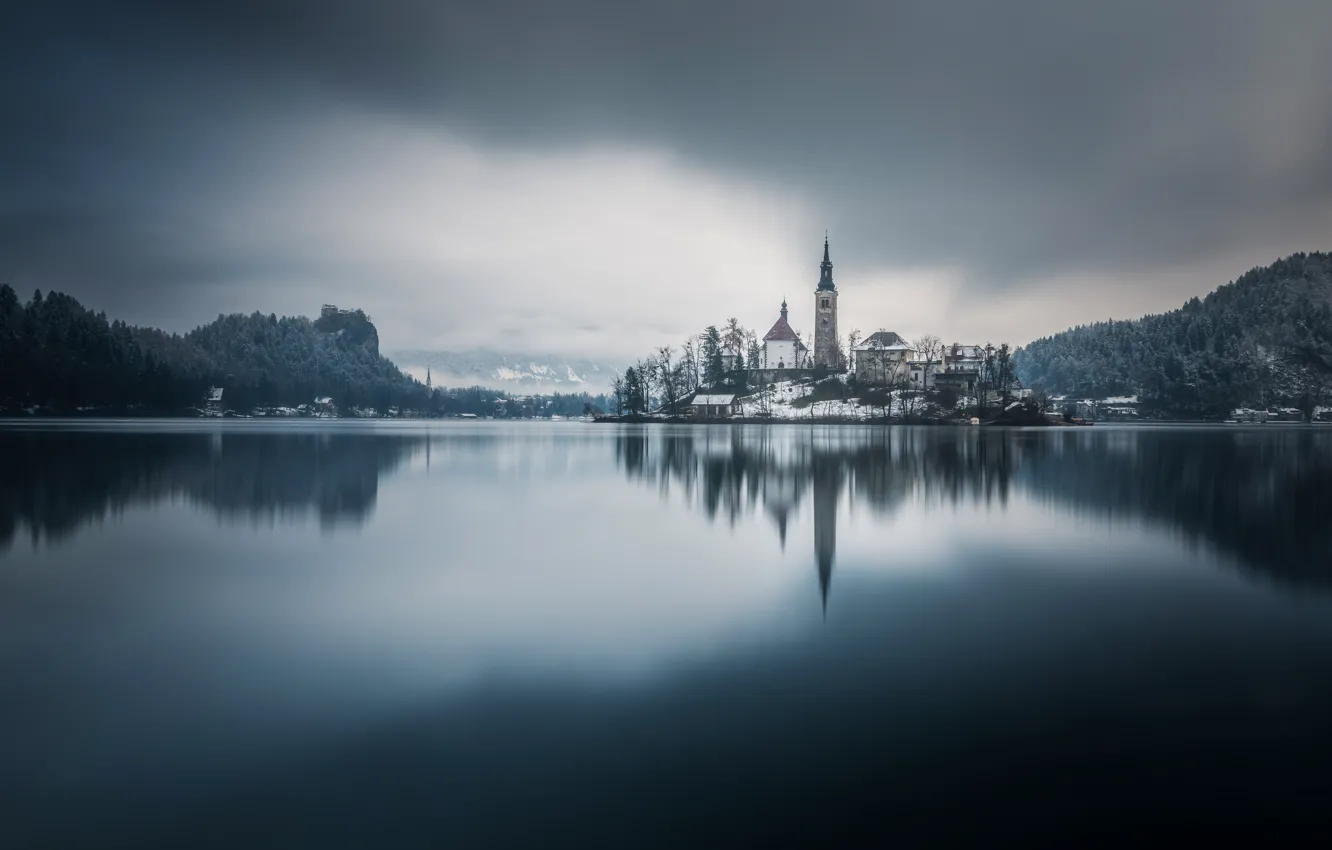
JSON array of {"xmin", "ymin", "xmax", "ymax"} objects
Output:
[
  {"xmin": 933, "ymin": 343, "xmax": 986, "ymax": 395},
  {"xmin": 852, "ymin": 331, "xmax": 915, "ymax": 386},
  {"xmin": 812, "ymin": 236, "xmax": 840, "ymax": 369}
]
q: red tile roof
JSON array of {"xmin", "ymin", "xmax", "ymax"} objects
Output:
[{"xmin": 763, "ymin": 315, "xmax": 804, "ymax": 344}]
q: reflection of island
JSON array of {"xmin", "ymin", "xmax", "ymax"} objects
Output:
[
  {"xmin": 0, "ymin": 428, "xmax": 422, "ymax": 552},
  {"xmin": 614, "ymin": 426, "xmax": 1332, "ymax": 597},
  {"xmin": 616, "ymin": 428, "xmax": 1020, "ymax": 610}
]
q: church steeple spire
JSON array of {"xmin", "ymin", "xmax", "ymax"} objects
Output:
[{"xmin": 817, "ymin": 234, "xmax": 835, "ymax": 292}]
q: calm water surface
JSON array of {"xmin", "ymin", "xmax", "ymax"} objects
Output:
[{"xmin": 3, "ymin": 421, "xmax": 1332, "ymax": 846}]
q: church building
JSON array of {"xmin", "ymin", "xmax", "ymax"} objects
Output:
[
  {"xmin": 760, "ymin": 299, "xmax": 807, "ymax": 370},
  {"xmin": 759, "ymin": 237, "xmax": 844, "ymax": 372}
]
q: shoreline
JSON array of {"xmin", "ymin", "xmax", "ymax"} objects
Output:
[{"xmin": 2, "ymin": 410, "xmax": 1324, "ymax": 426}]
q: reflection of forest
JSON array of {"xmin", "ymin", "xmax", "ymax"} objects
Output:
[
  {"xmin": 1018, "ymin": 428, "xmax": 1332, "ymax": 586},
  {"xmin": 614, "ymin": 426, "xmax": 1332, "ymax": 592},
  {"xmin": 0, "ymin": 429, "xmax": 421, "ymax": 552}
]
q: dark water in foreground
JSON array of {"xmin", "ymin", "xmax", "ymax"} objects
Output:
[{"xmin": 3, "ymin": 421, "xmax": 1332, "ymax": 847}]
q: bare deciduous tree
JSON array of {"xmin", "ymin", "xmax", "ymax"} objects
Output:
[
  {"xmin": 975, "ymin": 344, "xmax": 993, "ymax": 418},
  {"xmin": 611, "ymin": 375, "xmax": 625, "ymax": 416},
  {"xmin": 977, "ymin": 343, "xmax": 1016, "ymax": 418},
  {"xmin": 893, "ymin": 366, "xmax": 916, "ymax": 419},
  {"xmin": 656, "ymin": 346, "xmax": 681, "ymax": 415},
  {"xmin": 913, "ymin": 334, "xmax": 942, "ymax": 393},
  {"xmin": 755, "ymin": 380, "xmax": 773, "ymax": 417},
  {"xmin": 992, "ymin": 343, "xmax": 1015, "ymax": 409},
  {"xmin": 636, "ymin": 357, "xmax": 657, "ymax": 413},
  {"xmin": 680, "ymin": 338, "xmax": 699, "ymax": 391},
  {"xmin": 722, "ymin": 318, "xmax": 746, "ymax": 360}
]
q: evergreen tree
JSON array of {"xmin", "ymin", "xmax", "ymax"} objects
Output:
[
  {"xmin": 730, "ymin": 350, "xmax": 749, "ymax": 392},
  {"xmin": 702, "ymin": 326, "xmax": 725, "ymax": 388},
  {"xmin": 623, "ymin": 366, "xmax": 645, "ymax": 414},
  {"xmin": 746, "ymin": 333, "xmax": 762, "ymax": 373},
  {"xmin": 655, "ymin": 347, "xmax": 683, "ymax": 415}
]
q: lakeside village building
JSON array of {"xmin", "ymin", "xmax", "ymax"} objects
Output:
[{"xmin": 688, "ymin": 238, "xmax": 989, "ymax": 417}]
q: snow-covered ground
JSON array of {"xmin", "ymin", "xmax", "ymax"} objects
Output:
[{"xmin": 736, "ymin": 379, "xmax": 918, "ymax": 421}]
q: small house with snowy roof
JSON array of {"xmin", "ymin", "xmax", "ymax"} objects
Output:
[
  {"xmin": 203, "ymin": 386, "xmax": 225, "ymax": 414},
  {"xmin": 688, "ymin": 393, "xmax": 738, "ymax": 418}
]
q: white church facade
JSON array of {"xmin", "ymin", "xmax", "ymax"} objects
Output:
[{"xmin": 760, "ymin": 299, "xmax": 808, "ymax": 370}]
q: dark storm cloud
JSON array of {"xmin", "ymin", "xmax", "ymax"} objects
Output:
[{"xmin": 3, "ymin": 0, "xmax": 1331, "ymax": 335}]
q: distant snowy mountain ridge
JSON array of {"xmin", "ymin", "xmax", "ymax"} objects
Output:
[{"xmin": 390, "ymin": 349, "xmax": 624, "ymax": 393}]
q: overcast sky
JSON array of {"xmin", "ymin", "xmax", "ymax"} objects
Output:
[{"xmin": 3, "ymin": 1, "xmax": 1331, "ymax": 358}]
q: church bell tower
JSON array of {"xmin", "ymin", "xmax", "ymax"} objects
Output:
[{"xmin": 813, "ymin": 235, "xmax": 839, "ymax": 369}]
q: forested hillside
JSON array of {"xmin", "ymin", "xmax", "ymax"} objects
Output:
[
  {"xmin": 1014, "ymin": 253, "xmax": 1332, "ymax": 416},
  {"xmin": 0, "ymin": 285, "xmax": 428, "ymax": 412}
]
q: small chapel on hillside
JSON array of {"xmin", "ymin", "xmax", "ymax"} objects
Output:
[
  {"xmin": 759, "ymin": 299, "xmax": 807, "ymax": 370},
  {"xmin": 759, "ymin": 236, "xmax": 841, "ymax": 371}
]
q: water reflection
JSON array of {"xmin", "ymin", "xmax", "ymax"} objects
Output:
[
  {"xmin": 5, "ymin": 423, "xmax": 1331, "ymax": 593},
  {"xmin": 0, "ymin": 425, "xmax": 421, "ymax": 552},
  {"xmin": 615, "ymin": 425, "xmax": 1332, "ymax": 592},
  {"xmin": 1021, "ymin": 428, "xmax": 1332, "ymax": 586},
  {"xmin": 4, "ymin": 422, "xmax": 1332, "ymax": 847}
]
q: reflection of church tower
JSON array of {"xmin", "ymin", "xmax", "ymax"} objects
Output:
[
  {"xmin": 812, "ymin": 460, "xmax": 839, "ymax": 615},
  {"xmin": 763, "ymin": 469, "xmax": 803, "ymax": 551},
  {"xmin": 772, "ymin": 505, "xmax": 790, "ymax": 549}
]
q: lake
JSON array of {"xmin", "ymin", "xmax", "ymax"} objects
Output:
[{"xmin": 3, "ymin": 421, "xmax": 1332, "ymax": 847}]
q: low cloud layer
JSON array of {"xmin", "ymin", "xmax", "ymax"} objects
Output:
[{"xmin": 3, "ymin": 1, "xmax": 1331, "ymax": 356}]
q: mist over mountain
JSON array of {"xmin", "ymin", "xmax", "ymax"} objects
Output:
[
  {"xmin": 1014, "ymin": 252, "xmax": 1332, "ymax": 416},
  {"xmin": 391, "ymin": 349, "xmax": 627, "ymax": 393}
]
